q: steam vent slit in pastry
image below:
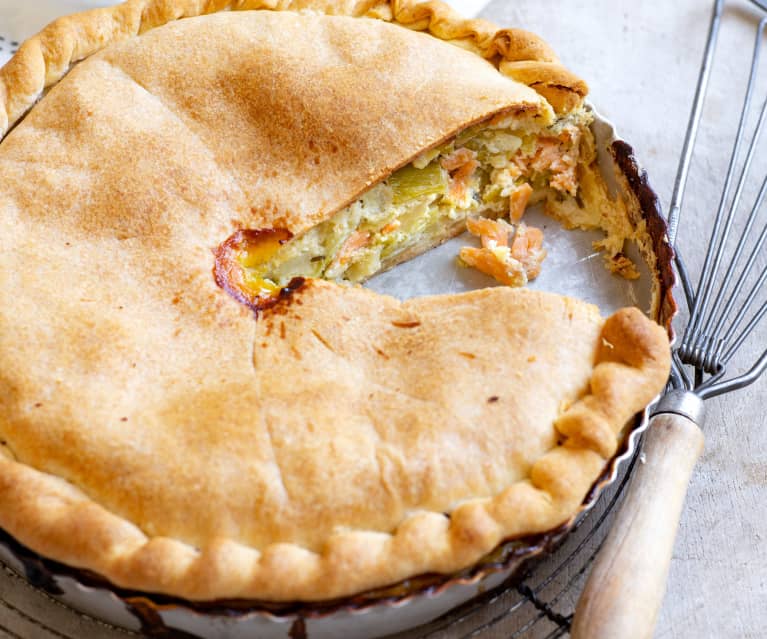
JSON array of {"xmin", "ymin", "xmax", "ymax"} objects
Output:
[{"xmin": 0, "ymin": 0, "xmax": 672, "ymax": 603}]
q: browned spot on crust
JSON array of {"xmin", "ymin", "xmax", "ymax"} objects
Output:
[
  {"xmin": 259, "ymin": 278, "xmax": 307, "ymax": 316},
  {"xmin": 459, "ymin": 352, "xmax": 476, "ymax": 359},
  {"xmin": 280, "ymin": 322, "xmax": 286, "ymax": 339},
  {"xmin": 391, "ymin": 320, "xmax": 421, "ymax": 329},
  {"xmin": 374, "ymin": 347, "xmax": 390, "ymax": 360},
  {"xmin": 530, "ymin": 81, "xmax": 587, "ymax": 97},
  {"xmin": 213, "ymin": 228, "xmax": 310, "ymax": 316},
  {"xmin": 311, "ymin": 329, "xmax": 334, "ymax": 352},
  {"xmin": 250, "ymin": 199, "xmax": 283, "ymax": 221},
  {"xmin": 488, "ymin": 396, "xmax": 500, "ymax": 403}
]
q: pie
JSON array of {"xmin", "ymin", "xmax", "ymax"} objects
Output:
[{"xmin": 0, "ymin": 0, "xmax": 671, "ymax": 603}]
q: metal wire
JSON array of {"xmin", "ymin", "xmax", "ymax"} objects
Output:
[
  {"xmin": 669, "ymin": 1, "xmax": 767, "ymax": 405},
  {"xmin": 682, "ymin": 17, "xmax": 767, "ymax": 351},
  {"xmin": 666, "ymin": 0, "xmax": 726, "ymax": 247},
  {"xmin": 403, "ymin": 434, "xmax": 643, "ymax": 639}
]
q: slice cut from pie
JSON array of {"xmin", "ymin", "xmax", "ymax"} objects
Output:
[
  {"xmin": 0, "ymin": 0, "xmax": 671, "ymax": 602},
  {"xmin": 216, "ymin": 111, "xmax": 589, "ymax": 306}
]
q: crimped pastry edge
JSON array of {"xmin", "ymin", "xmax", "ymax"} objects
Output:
[
  {"xmin": 0, "ymin": 0, "xmax": 587, "ymax": 141},
  {"xmin": 0, "ymin": 285, "xmax": 670, "ymax": 602}
]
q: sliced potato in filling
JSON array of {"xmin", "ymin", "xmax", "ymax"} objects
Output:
[{"xmin": 215, "ymin": 108, "xmax": 636, "ymax": 310}]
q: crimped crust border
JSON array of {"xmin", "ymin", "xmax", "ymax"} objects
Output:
[
  {"xmin": 0, "ymin": 296, "xmax": 670, "ymax": 601},
  {"xmin": 0, "ymin": 0, "xmax": 587, "ymax": 141}
]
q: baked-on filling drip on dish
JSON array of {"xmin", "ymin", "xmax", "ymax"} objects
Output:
[{"xmin": 0, "ymin": 0, "xmax": 671, "ymax": 603}]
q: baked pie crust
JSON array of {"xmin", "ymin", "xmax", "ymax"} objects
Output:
[{"xmin": 0, "ymin": 0, "xmax": 670, "ymax": 601}]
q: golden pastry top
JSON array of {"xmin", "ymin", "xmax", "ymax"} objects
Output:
[
  {"xmin": 0, "ymin": 1, "xmax": 668, "ymax": 604},
  {"xmin": 0, "ymin": 280, "xmax": 670, "ymax": 601},
  {"xmin": 0, "ymin": 0, "xmax": 587, "ymax": 141}
]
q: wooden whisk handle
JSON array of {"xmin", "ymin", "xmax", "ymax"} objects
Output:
[{"xmin": 571, "ymin": 410, "xmax": 705, "ymax": 639}]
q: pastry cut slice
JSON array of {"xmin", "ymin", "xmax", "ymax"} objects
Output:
[
  {"xmin": 0, "ymin": 0, "xmax": 671, "ymax": 603},
  {"xmin": 217, "ymin": 112, "xmax": 589, "ymax": 308}
]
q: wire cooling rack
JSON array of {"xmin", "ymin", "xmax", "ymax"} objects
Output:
[{"xmin": 391, "ymin": 436, "xmax": 643, "ymax": 639}]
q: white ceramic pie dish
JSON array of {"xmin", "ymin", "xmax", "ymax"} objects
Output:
[{"xmin": 0, "ymin": 107, "xmax": 675, "ymax": 639}]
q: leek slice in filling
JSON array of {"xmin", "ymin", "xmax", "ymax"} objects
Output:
[{"xmin": 229, "ymin": 111, "xmax": 592, "ymax": 306}]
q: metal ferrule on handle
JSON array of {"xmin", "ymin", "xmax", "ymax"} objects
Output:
[{"xmin": 653, "ymin": 390, "xmax": 706, "ymax": 425}]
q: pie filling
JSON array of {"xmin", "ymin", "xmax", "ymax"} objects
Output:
[{"xmin": 215, "ymin": 110, "xmax": 603, "ymax": 310}]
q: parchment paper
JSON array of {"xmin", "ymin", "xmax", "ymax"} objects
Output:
[{"xmin": 368, "ymin": 197, "xmax": 651, "ymax": 317}]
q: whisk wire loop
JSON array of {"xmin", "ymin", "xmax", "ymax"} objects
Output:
[
  {"xmin": 667, "ymin": 2, "xmax": 767, "ymax": 401},
  {"xmin": 705, "ymin": 163, "xmax": 767, "ymax": 338},
  {"xmin": 684, "ymin": 18, "xmax": 767, "ymax": 346},
  {"xmin": 667, "ymin": 0, "xmax": 727, "ymax": 248}
]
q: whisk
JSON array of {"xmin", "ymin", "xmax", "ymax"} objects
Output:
[{"xmin": 570, "ymin": 0, "xmax": 767, "ymax": 637}]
